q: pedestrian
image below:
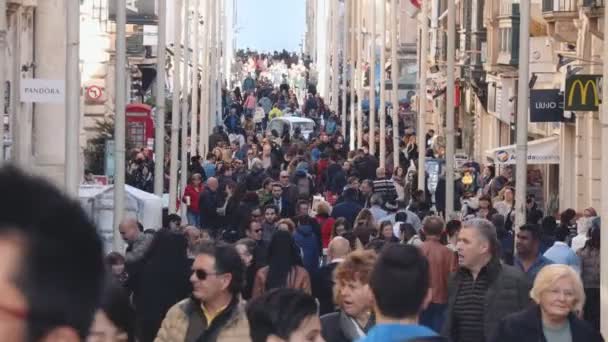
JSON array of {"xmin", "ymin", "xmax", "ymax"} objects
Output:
[
  {"xmin": 155, "ymin": 242, "xmax": 250, "ymax": 342},
  {"xmin": 514, "ymin": 224, "xmax": 553, "ymax": 282},
  {"xmin": 378, "ymin": 220, "xmax": 399, "ymax": 242},
  {"xmin": 276, "ymin": 218, "xmax": 296, "ymax": 235},
  {"xmin": 321, "ymin": 250, "xmax": 376, "ymax": 342},
  {"xmin": 0, "ymin": 166, "xmax": 106, "ymax": 342},
  {"xmin": 244, "ymin": 219, "xmax": 268, "ymax": 268},
  {"xmin": 419, "ymin": 216, "xmax": 458, "ymax": 332},
  {"xmin": 442, "ymin": 218, "xmax": 530, "ymax": 342},
  {"xmin": 571, "ymin": 216, "xmax": 592, "ymax": 253},
  {"xmin": 235, "ymin": 238, "xmax": 258, "ymax": 301},
  {"xmin": 372, "ymin": 167, "xmax": 398, "ymax": 204},
  {"xmin": 399, "ymin": 222, "xmax": 422, "ymax": 247},
  {"xmin": 492, "ymin": 264, "xmax": 602, "ymax": 342},
  {"xmin": 558, "ymin": 208, "xmax": 577, "ymax": 243},
  {"xmin": 368, "ymin": 194, "xmax": 388, "ymax": 224},
  {"xmin": 183, "ymin": 173, "xmax": 204, "ymax": 227},
  {"xmin": 247, "ymin": 289, "xmax": 325, "ymax": 342},
  {"xmin": 252, "ymin": 230, "xmax": 311, "ymax": 298},
  {"xmin": 491, "ymin": 213, "xmax": 514, "ymax": 265},
  {"xmin": 119, "ymin": 218, "xmax": 154, "ymax": 264},
  {"xmin": 577, "ymin": 225, "xmax": 601, "ymax": 331},
  {"xmin": 525, "ymin": 195, "xmax": 543, "ymax": 225},
  {"xmin": 106, "ymin": 252, "xmax": 129, "ymax": 288},
  {"xmin": 293, "ymin": 212, "xmax": 322, "ymax": 276},
  {"xmin": 476, "ymin": 195, "xmax": 498, "ymax": 220},
  {"xmin": 199, "ymin": 177, "xmax": 222, "ymax": 235},
  {"xmin": 543, "ymin": 226, "xmax": 581, "ymax": 273},
  {"xmin": 358, "ymin": 244, "xmax": 439, "ymax": 341},
  {"xmin": 331, "ymin": 188, "xmax": 363, "ymax": 227},
  {"xmin": 183, "ymin": 225, "xmax": 203, "ymax": 259},
  {"xmin": 260, "ymin": 204, "xmax": 279, "ymax": 243},
  {"xmin": 494, "ymin": 187, "xmax": 516, "ymax": 231},
  {"xmin": 540, "ymin": 215, "xmax": 557, "ymax": 254},
  {"xmin": 314, "ymin": 236, "xmax": 351, "ymax": 315},
  {"xmin": 88, "ymin": 280, "xmax": 136, "ymax": 342},
  {"xmin": 316, "ymin": 201, "xmax": 336, "ymax": 248},
  {"xmin": 128, "ymin": 231, "xmax": 191, "ymax": 342}
]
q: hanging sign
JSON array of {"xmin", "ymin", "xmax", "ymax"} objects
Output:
[
  {"xmin": 530, "ymin": 89, "xmax": 564, "ymax": 122},
  {"xmin": 564, "ymin": 75, "xmax": 602, "ymax": 111}
]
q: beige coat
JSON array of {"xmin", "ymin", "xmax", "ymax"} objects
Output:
[{"xmin": 155, "ymin": 297, "xmax": 250, "ymax": 342}]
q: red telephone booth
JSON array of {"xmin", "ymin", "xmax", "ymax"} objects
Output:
[{"xmin": 126, "ymin": 104, "xmax": 155, "ymax": 149}]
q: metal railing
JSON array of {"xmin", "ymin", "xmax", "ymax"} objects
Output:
[
  {"xmin": 583, "ymin": 0, "xmax": 604, "ymax": 7},
  {"xmin": 542, "ymin": 0, "xmax": 577, "ymax": 12}
]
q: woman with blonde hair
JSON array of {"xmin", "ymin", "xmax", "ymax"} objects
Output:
[
  {"xmin": 492, "ymin": 264, "xmax": 602, "ymax": 342},
  {"xmin": 320, "ymin": 250, "xmax": 376, "ymax": 341}
]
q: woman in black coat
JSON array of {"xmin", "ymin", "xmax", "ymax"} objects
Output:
[
  {"xmin": 492, "ymin": 264, "xmax": 603, "ymax": 342},
  {"xmin": 127, "ymin": 231, "xmax": 192, "ymax": 342}
]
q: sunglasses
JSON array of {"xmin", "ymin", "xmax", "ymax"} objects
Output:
[{"xmin": 192, "ymin": 269, "xmax": 220, "ymax": 281}]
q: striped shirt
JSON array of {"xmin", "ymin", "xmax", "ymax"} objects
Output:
[
  {"xmin": 372, "ymin": 178, "xmax": 398, "ymax": 203},
  {"xmin": 452, "ymin": 268, "xmax": 489, "ymax": 342}
]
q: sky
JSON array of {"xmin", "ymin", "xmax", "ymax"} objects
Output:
[{"xmin": 235, "ymin": 0, "xmax": 306, "ymax": 53}]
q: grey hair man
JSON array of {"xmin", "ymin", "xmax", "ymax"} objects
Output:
[{"xmin": 442, "ymin": 218, "xmax": 530, "ymax": 341}]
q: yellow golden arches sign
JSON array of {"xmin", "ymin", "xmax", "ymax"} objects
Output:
[{"xmin": 565, "ymin": 75, "xmax": 602, "ymax": 111}]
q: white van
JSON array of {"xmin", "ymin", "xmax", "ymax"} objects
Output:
[{"xmin": 267, "ymin": 116, "xmax": 316, "ymax": 140}]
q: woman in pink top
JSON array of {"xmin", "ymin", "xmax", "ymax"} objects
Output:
[{"xmin": 244, "ymin": 92, "xmax": 257, "ymax": 115}]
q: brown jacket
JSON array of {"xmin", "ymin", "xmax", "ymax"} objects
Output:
[
  {"xmin": 419, "ymin": 238, "xmax": 457, "ymax": 304},
  {"xmin": 251, "ymin": 265, "xmax": 311, "ymax": 299},
  {"xmin": 155, "ymin": 296, "xmax": 250, "ymax": 342}
]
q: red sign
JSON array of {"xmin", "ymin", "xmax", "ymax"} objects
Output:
[{"xmin": 86, "ymin": 86, "xmax": 103, "ymax": 101}]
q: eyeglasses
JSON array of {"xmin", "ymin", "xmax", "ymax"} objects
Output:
[{"xmin": 192, "ymin": 269, "xmax": 220, "ymax": 281}]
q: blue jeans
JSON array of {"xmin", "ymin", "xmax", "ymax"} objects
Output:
[
  {"xmin": 420, "ymin": 303, "xmax": 447, "ymax": 333},
  {"xmin": 187, "ymin": 210, "xmax": 200, "ymax": 227}
]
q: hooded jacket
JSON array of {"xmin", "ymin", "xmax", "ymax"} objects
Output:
[{"xmin": 294, "ymin": 223, "xmax": 321, "ymax": 275}]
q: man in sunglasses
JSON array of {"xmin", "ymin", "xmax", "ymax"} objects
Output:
[
  {"xmin": 0, "ymin": 166, "xmax": 105, "ymax": 341},
  {"xmin": 156, "ymin": 242, "xmax": 250, "ymax": 342},
  {"xmin": 245, "ymin": 219, "xmax": 268, "ymax": 269}
]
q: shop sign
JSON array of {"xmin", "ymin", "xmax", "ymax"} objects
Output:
[
  {"xmin": 565, "ymin": 75, "xmax": 602, "ymax": 111},
  {"xmin": 530, "ymin": 89, "xmax": 564, "ymax": 122},
  {"xmin": 20, "ymin": 79, "xmax": 65, "ymax": 104}
]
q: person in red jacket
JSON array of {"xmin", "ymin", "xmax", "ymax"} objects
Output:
[
  {"xmin": 316, "ymin": 201, "xmax": 336, "ymax": 249},
  {"xmin": 182, "ymin": 173, "xmax": 203, "ymax": 227}
]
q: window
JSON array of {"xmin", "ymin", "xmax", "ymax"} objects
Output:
[
  {"xmin": 292, "ymin": 122, "xmax": 315, "ymax": 132},
  {"xmin": 268, "ymin": 120, "xmax": 284, "ymax": 136},
  {"xmin": 127, "ymin": 122, "xmax": 145, "ymax": 148},
  {"xmin": 488, "ymin": 83, "xmax": 497, "ymax": 113},
  {"xmin": 499, "ymin": 28, "xmax": 512, "ymax": 53}
]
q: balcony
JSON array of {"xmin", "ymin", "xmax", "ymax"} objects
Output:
[
  {"xmin": 542, "ymin": 0, "xmax": 578, "ymax": 43},
  {"xmin": 583, "ymin": 0, "xmax": 604, "ymax": 38},
  {"xmin": 583, "ymin": 0, "xmax": 604, "ymax": 7}
]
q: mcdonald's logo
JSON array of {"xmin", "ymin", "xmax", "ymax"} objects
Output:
[{"xmin": 565, "ymin": 75, "xmax": 602, "ymax": 111}]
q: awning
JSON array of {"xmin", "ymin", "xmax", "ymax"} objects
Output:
[{"xmin": 485, "ymin": 136, "xmax": 560, "ymax": 165}]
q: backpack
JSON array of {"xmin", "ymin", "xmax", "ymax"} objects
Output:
[{"xmin": 293, "ymin": 224, "xmax": 320, "ymax": 275}]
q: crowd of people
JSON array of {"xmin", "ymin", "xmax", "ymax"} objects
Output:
[
  {"xmin": 24, "ymin": 50, "xmax": 603, "ymax": 342},
  {"xmin": 1, "ymin": 164, "xmax": 603, "ymax": 342}
]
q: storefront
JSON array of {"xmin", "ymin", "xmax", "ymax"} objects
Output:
[{"xmin": 486, "ymin": 135, "xmax": 561, "ymax": 216}]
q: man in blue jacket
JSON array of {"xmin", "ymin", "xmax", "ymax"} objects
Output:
[{"xmin": 358, "ymin": 244, "xmax": 441, "ymax": 342}]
